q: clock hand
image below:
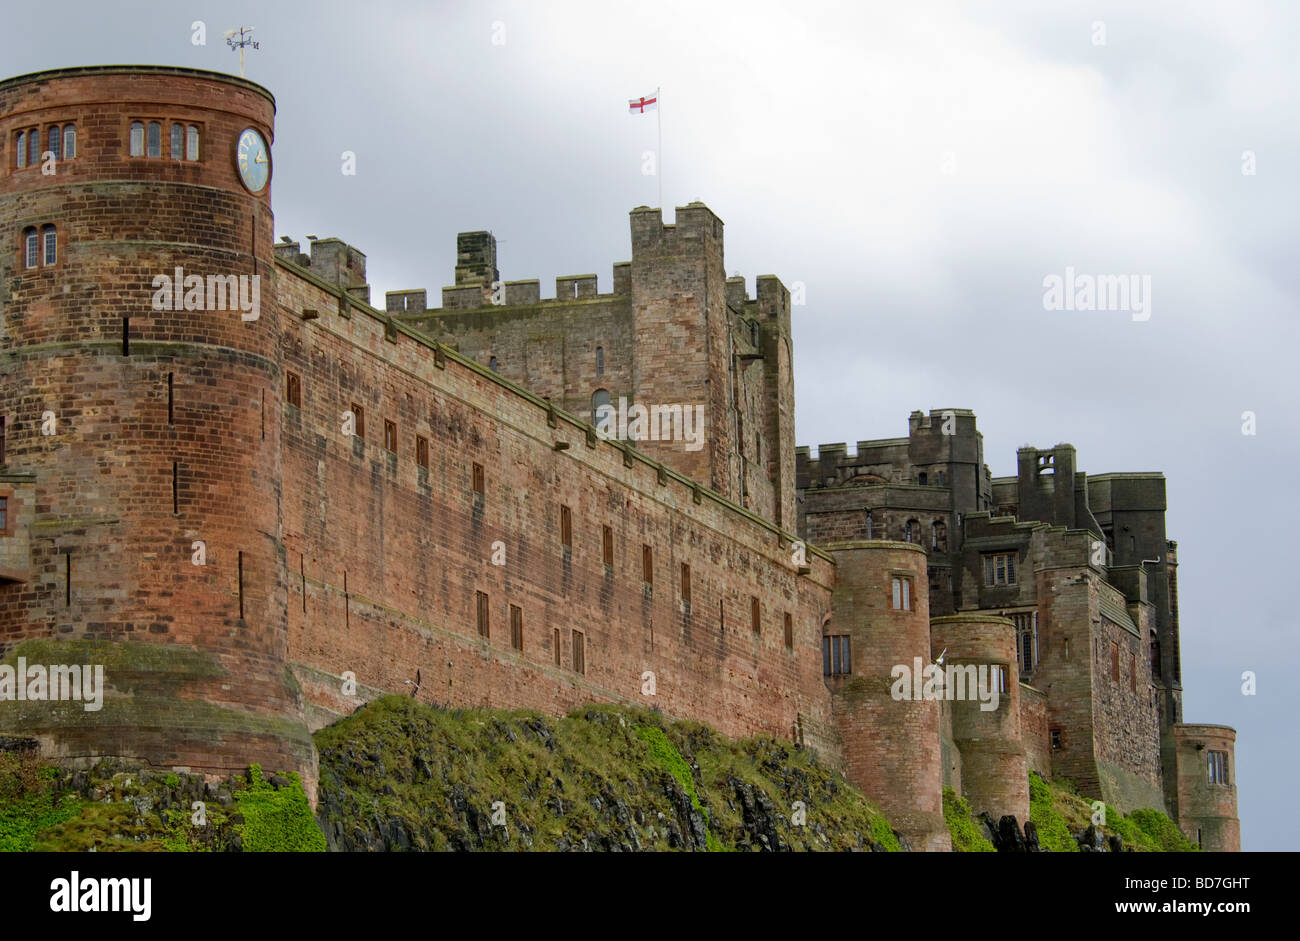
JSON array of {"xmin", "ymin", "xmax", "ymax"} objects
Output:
[{"xmin": 255, "ymin": 154, "xmax": 267, "ymax": 164}]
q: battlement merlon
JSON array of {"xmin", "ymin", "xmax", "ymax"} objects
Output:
[
  {"xmin": 630, "ymin": 202, "xmax": 724, "ymax": 255},
  {"xmin": 275, "ymin": 236, "xmax": 369, "ymax": 302}
]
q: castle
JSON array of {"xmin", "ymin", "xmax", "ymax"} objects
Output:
[{"xmin": 0, "ymin": 66, "xmax": 1239, "ymax": 851}]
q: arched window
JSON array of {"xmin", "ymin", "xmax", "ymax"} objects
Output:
[
  {"xmin": 62, "ymin": 125, "xmax": 76, "ymax": 159},
  {"xmin": 42, "ymin": 225, "xmax": 56, "ymax": 266},
  {"xmin": 28, "ymin": 130, "xmax": 39, "ymax": 166},
  {"xmin": 592, "ymin": 388, "xmax": 611, "ymax": 424},
  {"xmin": 146, "ymin": 121, "xmax": 161, "ymax": 158},
  {"xmin": 905, "ymin": 518, "xmax": 920, "ymax": 543},
  {"xmin": 932, "ymin": 520, "xmax": 947, "ymax": 552},
  {"xmin": 170, "ymin": 124, "xmax": 183, "ymax": 159},
  {"xmin": 596, "ymin": 346, "xmax": 604, "ymax": 375},
  {"xmin": 47, "ymin": 126, "xmax": 60, "ymax": 161},
  {"xmin": 23, "ymin": 228, "xmax": 38, "ymax": 268},
  {"xmin": 15, "ymin": 131, "xmax": 26, "ymax": 168},
  {"xmin": 489, "ymin": 355, "xmax": 498, "ymax": 372},
  {"xmin": 186, "ymin": 125, "xmax": 200, "ymax": 161},
  {"xmin": 129, "ymin": 122, "xmax": 144, "ymax": 156}
]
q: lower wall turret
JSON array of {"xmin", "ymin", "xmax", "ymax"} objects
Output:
[{"xmin": 1172, "ymin": 724, "xmax": 1240, "ymax": 851}]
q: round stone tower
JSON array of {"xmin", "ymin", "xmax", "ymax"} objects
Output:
[
  {"xmin": 0, "ymin": 67, "xmax": 312, "ymax": 789},
  {"xmin": 822, "ymin": 541, "xmax": 949, "ymax": 851},
  {"xmin": 1172, "ymin": 724, "xmax": 1239, "ymax": 851},
  {"xmin": 929, "ymin": 614, "xmax": 1028, "ymax": 825}
]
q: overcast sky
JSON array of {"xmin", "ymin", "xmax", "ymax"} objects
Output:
[{"xmin": 11, "ymin": 0, "xmax": 1296, "ymax": 850}]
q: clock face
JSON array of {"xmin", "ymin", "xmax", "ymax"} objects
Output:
[{"xmin": 235, "ymin": 127, "xmax": 270, "ymax": 194}]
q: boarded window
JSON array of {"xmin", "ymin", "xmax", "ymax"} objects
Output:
[
  {"xmin": 350, "ymin": 403, "xmax": 365, "ymax": 438},
  {"xmin": 472, "ymin": 462, "xmax": 484, "ymax": 496},
  {"xmin": 560, "ymin": 505, "xmax": 572, "ymax": 547},
  {"xmin": 384, "ymin": 419, "xmax": 397, "ymax": 453},
  {"xmin": 642, "ymin": 545, "xmax": 653, "ymax": 585},
  {"xmin": 751, "ymin": 596, "xmax": 761, "ymax": 633},
  {"xmin": 416, "ymin": 435, "xmax": 429, "ymax": 468},
  {"xmin": 510, "ymin": 605, "xmax": 523, "ymax": 651},
  {"xmin": 602, "ymin": 525, "xmax": 613, "ymax": 566},
  {"xmin": 572, "ymin": 630, "xmax": 585, "ymax": 674},
  {"xmin": 784, "ymin": 612, "xmax": 793, "ymax": 649},
  {"xmin": 286, "ymin": 372, "xmax": 301, "ymax": 408},
  {"xmin": 680, "ymin": 563, "xmax": 691, "ymax": 606},
  {"xmin": 553, "ymin": 628, "xmax": 561, "ymax": 666},
  {"xmin": 476, "ymin": 590, "xmax": 489, "ymax": 639}
]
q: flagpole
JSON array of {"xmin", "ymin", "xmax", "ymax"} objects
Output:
[{"xmin": 657, "ymin": 87, "xmax": 663, "ymax": 210}]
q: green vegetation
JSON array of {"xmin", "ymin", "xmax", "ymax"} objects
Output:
[
  {"xmin": 943, "ymin": 787, "xmax": 995, "ymax": 852},
  {"xmin": 315, "ymin": 696, "xmax": 901, "ymax": 851},
  {"xmin": 1027, "ymin": 771, "xmax": 1196, "ymax": 852},
  {"xmin": 234, "ymin": 765, "xmax": 326, "ymax": 852}
]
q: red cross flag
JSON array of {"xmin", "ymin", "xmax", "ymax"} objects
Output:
[{"xmin": 628, "ymin": 92, "xmax": 658, "ymax": 114}]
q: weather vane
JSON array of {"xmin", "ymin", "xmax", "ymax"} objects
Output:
[{"xmin": 224, "ymin": 26, "xmax": 260, "ymax": 77}]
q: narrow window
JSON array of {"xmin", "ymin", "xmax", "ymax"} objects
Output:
[
  {"xmin": 1130, "ymin": 653, "xmax": 1137, "ymax": 691},
  {"xmin": 719, "ymin": 598, "xmax": 725, "ymax": 633},
  {"xmin": 170, "ymin": 123, "xmax": 183, "ymax": 159},
  {"xmin": 784, "ymin": 612, "xmax": 793, "ymax": 649},
  {"xmin": 167, "ymin": 372, "xmax": 174, "ymax": 424},
  {"xmin": 559, "ymin": 504, "xmax": 572, "ymax": 547},
  {"xmin": 0, "ymin": 496, "xmax": 7, "ymax": 532},
  {"xmin": 602, "ymin": 525, "xmax": 613, "ymax": 566},
  {"xmin": 300, "ymin": 553, "xmax": 306, "ymax": 613},
  {"xmin": 751, "ymin": 596, "xmax": 760, "ymax": 633},
  {"xmin": 0, "ymin": 417, "xmax": 6, "ymax": 465},
  {"xmin": 146, "ymin": 121, "xmax": 161, "ymax": 157},
  {"xmin": 65, "ymin": 551, "xmax": 71, "ymax": 606},
  {"xmin": 488, "ymin": 355, "xmax": 498, "ymax": 372},
  {"xmin": 122, "ymin": 317, "xmax": 130, "ymax": 356},
  {"xmin": 865, "ymin": 511, "xmax": 873, "ymax": 539},
  {"xmin": 384, "ymin": 419, "xmax": 397, "ymax": 453},
  {"xmin": 260, "ymin": 389, "xmax": 265, "ymax": 440},
  {"xmin": 1064, "ymin": 637, "xmax": 1071, "ymax": 661},
  {"xmin": 350, "ymin": 403, "xmax": 364, "ymax": 438},
  {"xmin": 510, "ymin": 604, "xmax": 523, "ymax": 651},
  {"xmin": 472, "ymin": 462, "xmax": 484, "ymax": 496},
  {"xmin": 891, "ymin": 575, "xmax": 912, "ymax": 611},
  {"xmin": 62, "ymin": 125, "xmax": 76, "ymax": 159},
  {"xmin": 822, "ymin": 635, "xmax": 851, "ymax": 676},
  {"xmin": 680, "ymin": 563, "xmax": 691, "ymax": 606},
  {"xmin": 591, "ymin": 388, "xmax": 610, "ymax": 424},
  {"xmin": 416, "ymin": 435, "xmax": 429, "ymax": 468},
  {"xmin": 186, "ymin": 125, "xmax": 200, "ymax": 161},
  {"xmin": 596, "ymin": 346, "xmax": 604, "ymax": 375},
  {"xmin": 1050, "ymin": 728, "xmax": 1063, "ymax": 750},
  {"xmin": 237, "ymin": 551, "xmax": 244, "ymax": 620},
  {"xmin": 47, "ymin": 126, "xmax": 60, "ymax": 161},
  {"xmin": 572, "ymin": 630, "xmax": 585, "ymax": 674},
  {"xmin": 15, "ymin": 131, "xmax": 25, "ymax": 168},
  {"xmin": 1110, "ymin": 641, "xmax": 1120, "ymax": 682},
  {"xmin": 476, "ymin": 590, "xmax": 489, "ymax": 639},
  {"xmin": 29, "ymin": 129, "xmax": 39, "ymax": 166},
  {"xmin": 42, "ymin": 225, "xmax": 56, "ymax": 266},
  {"xmin": 1207, "ymin": 751, "xmax": 1229, "ymax": 785},
  {"xmin": 642, "ymin": 544, "xmax": 653, "ymax": 585},
  {"xmin": 553, "ymin": 628, "xmax": 561, "ymax": 666},
  {"xmin": 286, "ymin": 371, "xmax": 301, "ymax": 408},
  {"xmin": 172, "ymin": 461, "xmax": 179, "ymax": 513},
  {"xmin": 129, "ymin": 121, "xmax": 144, "ymax": 156},
  {"xmin": 24, "ymin": 228, "xmax": 38, "ymax": 268}
]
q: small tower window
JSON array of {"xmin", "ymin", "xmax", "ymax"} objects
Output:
[
  {"xmin": 186, "ymin": 125, "xmax": 200, "ymax": 161},
  {"xmin": 170, "ymin": 123, "xmax": 183, "ymax": 159},
  {"xmin": 592, "ymin": 388, "xmax": 611, "ymax": 423},
  {"xmin": 129, "ymin": 122, "xmax": 144, "ymax": 156},
  {"xmin": 62, "ymin": 125, "xmax": 76, "ymax": 159},
  {"xmin": 23, "ymin": 228, "xmax": 38, "ymax": 268},
  {"xmin": 596, "ymin": 346, "xmax": 604, "ymax": 375},
  {"xmin": 15, "ymin": 131, "xmax": 25, "ymax": 168},
  {"xmin": 28, "ymin": 129, "xmax": 39, "ymax": 166},
  {"xmin": 47, "ymin": 126, "xmax": 60, "ymax": 161},
  {"xmin": 42, "ymin": 225, "xmax": 56, "ymax": 266},
  {"xmin": 146, "ymin": 121, "xmax": 161, "ymax": 158}
]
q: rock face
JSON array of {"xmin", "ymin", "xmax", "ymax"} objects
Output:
[
  {"xmin": 314, "ymin": 697, "xmax": 903, "ymax": 852},
  {"xmin": 976, "ymin": 811, "xmax": 1133, "ymax": 853}
]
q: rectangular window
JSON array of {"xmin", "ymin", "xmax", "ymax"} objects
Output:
[
  {"xmin": 553, "ymin": 628, "xmax": 561, "ymax": 666},
  {"xmin": 680, "ymin": 563, "xmax": 691, "ymax": 606},
  {"xmin": 384, "ymin": 419, "xmax": 397, "ymax": 454},
  {"xmin": 891, "ymin": 575, "xmax": 912, "ymax": 611},
  {"xmin": 602, "ymin": 525, "xmax": 613, "ymax": 566},
  {"xmin": 170, "ymin": 123, "xmax": 183, "ymax": 159},
  {"xmin": 416, "ymin": 435, "xmax": 429, "ymax": 468},
  {"xmin": 0, "ymin": 496, "xmax": 8, "ymax": 533},
  {"xmin": 350, "ymin": 403, "xmax": 364, "ymax": 438},
  {"xmin": 1110, "ymin": 641, "xmax": 1120, "ymax": 682},
  {"xmin": 25, "ymin": 231, "xmax": 38, "ymax": 268},
  {"xmin": 510, "ymin": 604, "xmax": 523, "ymax": 651},
  {"xmin": 1207, "ymin": 750, "xmax": 1229, "ymax": 785},
  {"xmin": 984, "ymin": 552, "xmax": 1017, "ymax": 587},
  {"xmin": 784, "ymin": 612, "xmax": 793, "ymax": 649},
  {"xmin": 751, "ymin": 596, "xmax": 761, "ymax": 633},
  {"xmin": 1130, "ymin": 653, "xmax": 1137, "ymax": 692},
  {"xmin": 1050, "ymin": 728, "xmax": 1063, "ymax": 750},
  {"xmin": 1, "ymin": 416, "xmax": 7, "ymax": 465},
  {"xmin": 186, "ymin": 125, "xmax": 200, "ymax": 161},
  {"xmin": 43, "ymin": 228, "xmax": 56, "ymax": 266},
  {"xmin": 147, "ymin": 121, "xmax": 161, "ymax": 158},
  {"xmin": 472, "ymin": 462, "xmax": 484, "ymax": 496},
  {"xmin": 129, "ymin": 122, "xmax": 144, "ymax": 156},
  {"xmin": 642, "ymin": 544, "xmax": 653, "ymax": 585},
  {"xmin": 822, "ymin": 635, "xmax": 851, "ymax": 676},
  {"xmin": 572, "ymin": 630, "xmax": 585, "ymax": 675},
  {"xmin": 285, "ymin": 372, "xmax": 301, "ymax": 408},
  {"xmin": 560, "ymin": 505, "xmax": 572, "ymax": 547},
  {"xmin": 476, "ymin": 590, "xmax": 489, "ymax": 639}
]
